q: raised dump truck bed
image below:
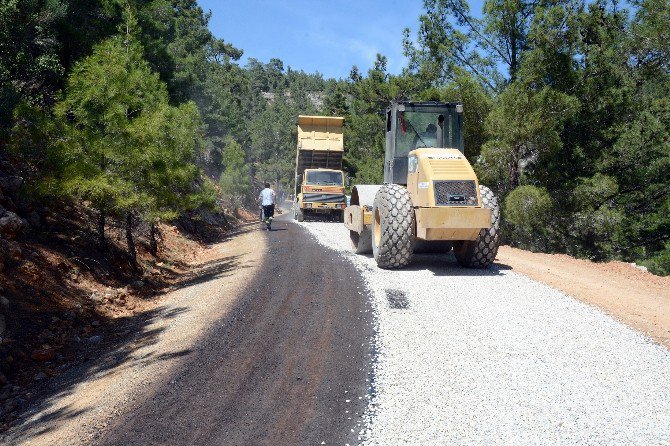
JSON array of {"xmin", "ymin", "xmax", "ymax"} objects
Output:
[
  {"xmin": 294, "ymin": 115, "xmax": 346, "ymax": 222},
  {"xmin": 295, "ymin": 115, "xmax": 344, "ymax": 174}
]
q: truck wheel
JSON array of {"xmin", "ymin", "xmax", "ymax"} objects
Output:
[
  {"xmin": 337, "ymin": 210, "xmax": 344, "ymax": 223},
  {"xmin": 371, "ymin": 184, "xmax": 415, "ymax": 269},
  {"xmin": 453, "ymin": 185, "xmax": 501, "ymax": 268},
  {"xmin": 296, "ymin": 208, "xmax": 304, "ymax": 222},
  {"xmin": 350, "ymin": 227, "xmax": 372, "ymax": 254}
]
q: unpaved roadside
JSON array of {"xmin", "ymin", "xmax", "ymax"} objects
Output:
[
  {"xmin": 97, "ymin": 215, "xmax": 373, "ymax": 446},
  {"xmin": 300, "ymin": 222, "xmax": 670, "ymax": 445},
  {"xmin": 497, "ymin": 246, "xmax": 670, "ymax": 349},
  {"xmin": 2, "ymin": 224, "xmax": 265, "ymax": 445},
  {"xmin": 5, "ymin": 216, "xmax": 374, "ymax": 446}
]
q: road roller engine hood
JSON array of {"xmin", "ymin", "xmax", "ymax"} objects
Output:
[{"xmin": 407, "ymin": 148, "xmax": 482, "ymax": 208}]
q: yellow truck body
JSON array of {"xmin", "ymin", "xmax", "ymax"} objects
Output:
[{"xmin": 294, "ymin": 116, "xmax": 346, "ymax": 221}]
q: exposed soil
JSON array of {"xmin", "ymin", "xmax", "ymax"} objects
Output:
[
  {"xmin": 3, "ymin": 214, "xmax": 373, "ymax": 446},
  {"xmin": 0, "ymin": 200, "xmax": 237, "ymax": 428},
  {"xmin": 497, "ymin": 246, "xmax": 670, "ymax": 349},
  {"xmin": 1, "ymin": 221, "xmax": 264, "ymax": 444}
]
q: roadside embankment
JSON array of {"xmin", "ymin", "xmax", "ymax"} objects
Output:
[{"xmin": 1, "ymin": 222, "xmax": 265, "ymax": 445}]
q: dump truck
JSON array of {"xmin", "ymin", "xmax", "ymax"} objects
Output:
[
  {"xmin": 293, "ymin": 115, "xmax": 347, "ymax": 222},
  {"xmin": 344, "ymin": 101, "xmax": 501, "ymax": 269}
]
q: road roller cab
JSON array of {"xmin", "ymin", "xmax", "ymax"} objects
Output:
[{"xmin": 344, "ymin": 101, "xmax": 501, "ymax": 269}]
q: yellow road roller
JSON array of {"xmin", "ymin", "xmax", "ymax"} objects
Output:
[{"xmin": 344, "ymin": 101, "xmax": 500, "ymax": 269}]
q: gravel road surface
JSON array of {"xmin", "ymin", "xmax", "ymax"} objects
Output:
[
  {"xmin": 98, "ymin": 215, "xmax": 374, "ymax": 445},
  {"xmin": 496, "ymin": 246, "xmax": 670, "ymax": 348},
  {"xmin": 4, "ymin": 216, "xmax": 374, "ymax": 445},
  {"xmin": 300, "ymin": 221, "xmax": 670, "ymax": 446},
  {"xmin": 6, "ymin": 215, "xmax": 669, "ymax": 446}
]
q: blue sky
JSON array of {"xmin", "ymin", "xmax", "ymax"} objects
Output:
[{"xmin": 201, "ymin": 0, "xmax": 485, "ymax": 80}]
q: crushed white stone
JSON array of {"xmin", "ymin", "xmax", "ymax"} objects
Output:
[{"xmin": 299, "ymin": 221, "xmax": 670, "ymax": 446}]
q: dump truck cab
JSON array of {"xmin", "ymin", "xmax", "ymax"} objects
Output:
[
  {"xmin": 294, "ymin": 115, "xmax": 347, "ymax": 222},
  {"xmin": 345, "ymin": 101, "xmax": 501, "ymax": 269},
  {"xmin": 297, "ymin": 167, "xmax": 346, "ymax": 214}
]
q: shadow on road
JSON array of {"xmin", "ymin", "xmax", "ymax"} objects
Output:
[
  {"xmin": 354, "ymin": 251, "xmax": 511, "ymax": 276},
  {"xmin": 408, "ymin": 252, "xmax": 512, "ymax": 277},
  {"xmin": 17, "ymin": 404, "xmax": 89, "ymax": 439},
  {"xmin": 1, "ymin": 304, "xmax": 184, "ymax": 439},
  {"xmin": 169, "ymin": 255, "xmax": 243, "ymax": 291},
  {"xmin": 0, "ymin": 246, "xmax": 246, "ymax": 440},
  {"xmin": 204, "ymin": 221, "xmax": 260, "ymax": 244}
]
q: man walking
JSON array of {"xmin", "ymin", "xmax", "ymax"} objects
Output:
[{"xmin": 258, "ymin": 182, "xmax": 276, "ymax": 230}]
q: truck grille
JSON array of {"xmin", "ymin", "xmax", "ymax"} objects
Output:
[
  {"xmin": 302, "ymin": 193, "xmax": 346, "ymax": 203},
  {"xmin": 433, "ymin": 180, "xmax": 478, "ymax": 206}
]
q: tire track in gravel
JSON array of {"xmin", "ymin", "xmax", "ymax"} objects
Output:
[
  {"xmin": 300, "ymin": 222, "xmax": 670, "ymax": 446},
  {"xmin": 98, "ymin": 215, "xmax": 374, "ymax": 446}
]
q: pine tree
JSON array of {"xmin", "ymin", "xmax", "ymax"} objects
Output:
[
  {"xmin": 219, "ymin": 138, "xmax": 252, "ymax": 211},
  {"xmin": 48, "ymin": 19, "xmax": 209, "ymax": 267}
]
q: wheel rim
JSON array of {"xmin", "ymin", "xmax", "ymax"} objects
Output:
[{"xmin": 374, "ymin": 207, "xmax": 381, "ymax": 247}]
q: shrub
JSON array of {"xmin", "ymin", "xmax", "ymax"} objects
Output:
[{"xmin": 504, "ymin": 185, "xmax": 553, "ymax": 250}]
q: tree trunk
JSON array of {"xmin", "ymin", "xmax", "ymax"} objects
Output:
[
  {"xmin": 509, "ymin": 10, "xmax": 518, "ymax": 82},
  {"xmin": 510, "ymin": 32, "xmax": 517, "ymax": 82},
  {"xmin": 509, "ymin": 147, "xmax": 520, "ymax": 191},
  {"xmin": 126, "ymin": 212, "xmax": 137, "ymax": 272},
  {"xmin": 149, "ymin": 221, "xmax": 158, "ymax": 256},
  {"xmin": 98, "ymin": 209, "xmax": 106, "ymax": 250}
]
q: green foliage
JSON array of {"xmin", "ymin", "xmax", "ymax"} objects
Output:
[
  {"xmin": 21, "ymin": 31, "xmax": 210, "ymax": 236},
  {"xmin": 604, "ymin": 98, "xmax": 670, "ymax": 259},
  {"xmin": 404, "ymin": 0, "xmax": 541, "ymax": 90},
  {"xmin": 51, "ymin": 36, "xmax": 167, "ymax": 213},
  {"xmin": 0, "ymin": 0, "xmax": 121, "ymax": 133},
  {"xmin": 344, "ymin": 113, "xmax": 385, "ymax": 185},
  {"xmin": 4, "ymin": 0, "xmax": 669, "ymax": 275},
  {"xmin": 0, "ymin": 0, "xmax": 66, "ymax": 129},
  {"xmin": 323, "ymin": 80, "xmax": 349, "ymax": 116},
  {"xmin": 631, "ymin": 0, "xmax": 670, "ymax": 74},
  {"xmin": 219, "ymin": 138, "xmax": 252, "ymax": 210},
  {"xmin": 504, "ymin": 185, "xmax": 553, "ymax": 251},
  {"xmin": 128, "ymin": 100, "xmax": 211, "ymax": 219},
  {"xmin": 199, "ymin": 61, "xmax": 249, "ymax": 168},
  {"xmin": 565, "ymin": 175, "xmax": 625, "ymax": 259},
  {"xmin": 571, "ymin": 174, "xmax": 619, "ymax": 210},
  {"xmin": 479, "ymin": 82, "xmax": 578, "ymax": 193},
  {"xmin": 640, "ymin": 245, "xmax": 670, "ymax": 276}
]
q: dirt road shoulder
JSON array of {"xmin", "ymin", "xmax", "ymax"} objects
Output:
[
  {"xmin": 497, "ymin": 246, "xmax": 670, "ymax": 349},
  {"xmin": 2, "ymin": 223, "xmax": 266, "ymax": 445}
]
